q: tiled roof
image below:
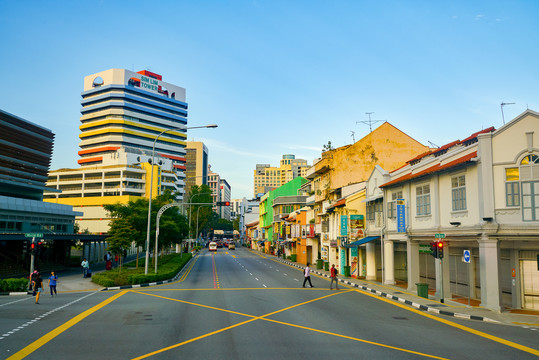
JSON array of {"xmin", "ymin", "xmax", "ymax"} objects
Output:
[{"xmin": 381, "ymin": 151, "xmax": 477, "ymax": 188}]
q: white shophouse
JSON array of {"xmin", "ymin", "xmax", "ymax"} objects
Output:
[{"xmin": 365, "ymin": 110, "xmax": 539, "ymax": 312}]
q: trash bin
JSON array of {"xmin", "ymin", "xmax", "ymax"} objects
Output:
[
  {"xmin": 316, "ymin": 259, "xmax": 323, "ymax": 269},
  {"xmin": 344, "ymin": 265, "xmax": 351, "ymax": 277},
  {"xmin": 416, "ymin": 283, "xmax": 429, "ymax": 299},
  {"xmin": 324, "ymin": 261, "xmax": 329, "ymax": 271}
]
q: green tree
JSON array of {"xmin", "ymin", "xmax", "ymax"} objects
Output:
[
  {"xmin": 187, "ymin": 184, "xmax": 213, "ymax": 239},
  {"xmin": 104, "ymin": 190, "xmax": 188, "ymax": 267},
  {"xmin": 107, "ymin": 218, "xmax": 136, "ymax": 272}
]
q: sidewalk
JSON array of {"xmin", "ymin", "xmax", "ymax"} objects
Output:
[{"xmin": 274, "ymin": 255, "xmax": 539, "ymax": 328}]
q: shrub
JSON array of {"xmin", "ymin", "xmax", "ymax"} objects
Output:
[
  {"xmin": 0, "ymin": 278, "xmax": 28, "ymax": 292},
  {"xmin": 91, "ymin": 253, "xmax": 192, "ymax": 287}
]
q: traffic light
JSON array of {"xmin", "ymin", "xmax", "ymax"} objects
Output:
[
  {"xmin": 437, "ymin": 241, "xmax": 444, "ymax": 259},
  {"xmin": 22, "ymin": 240, "xmax": 29, "ymax": 255},
  {"xmin": 30, "ymin": 240, "xmax": 36, "ymax": 255},
  {"xmin": 216, "ymin": 201, "xmax": 230, "ymax": 206},
  {"xmin": 430, "ymin": 242, "xmax": 438, "ymax": 258}
]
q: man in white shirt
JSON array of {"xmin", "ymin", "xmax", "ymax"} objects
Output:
[{"xmin": 302, "ymin": 263, "xmax": 314, "ymax": 288}]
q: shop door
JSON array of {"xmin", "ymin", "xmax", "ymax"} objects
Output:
[{"xmin": 521, "ymin": 260, "xmax": 539, "ymax": 310}]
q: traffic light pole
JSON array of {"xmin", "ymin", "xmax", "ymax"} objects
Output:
[
  {"xmin": 28, "ymin": 237, "xmax": 35, "ymax": 290},
  {"xmin": 440, "ymin": 257, "xmax": 444, "ymax": 303}
]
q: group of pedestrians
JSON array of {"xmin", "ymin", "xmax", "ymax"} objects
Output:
[
  {"xmin": 30, "ymin": 269, "xmax": 58, "ymax": 304},
  {"xmin": 302, "ymin": 263, "xmax": 339, "ymax": 290}
]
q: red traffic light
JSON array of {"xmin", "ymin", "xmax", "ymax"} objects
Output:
[{"xmin": 437, "ymin": 242, "xmax": 443, "ymax": 248}]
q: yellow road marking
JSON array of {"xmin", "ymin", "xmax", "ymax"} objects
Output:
[
  {"xmin": 131, "ymin": 317, "xmax": 259, "ymax": 360},
  {"xmin": 6, "ymin": 290, "xmax": 129, "ymax": 360},
  {"xmin": 131, "ymin": 289, "xmax": 445, "ymax": 359},
  {"xmin": 262, "ymin": 317, "xmax": 448, "ymax": 359},
  {"xmin": 354, "ymin": 288, "xmax": 539, "ymax": 356},
  {"xmin": 251, "ymin": 250, "xmax": 539, "ymax": 356}
]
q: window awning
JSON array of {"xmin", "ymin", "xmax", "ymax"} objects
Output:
[{"xmin": 349, "ymin": 236, "xmax": 380, "ymax": 246}]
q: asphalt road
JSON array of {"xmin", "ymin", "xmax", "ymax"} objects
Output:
[{"xmin": 1, "ymin": 247, "xmax": 538, "ymax": 359}]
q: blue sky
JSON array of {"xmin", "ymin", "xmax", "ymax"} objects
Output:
[{"xmin": 1, "ymin": 1, "xmax": 538, "ymax": 199}]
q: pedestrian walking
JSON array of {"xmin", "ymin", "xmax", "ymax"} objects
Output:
[
  {"xmin": 48, "ymin": 271, "xmax": 58, "ymax": 296},
  {"xmin": 302, "ymin": 263, "xmax": 314, "ymax": 288},
  {"xmin": 32, "ymin": 274, "xmax": 43, "ymax": 304},
  {"xmin": 29, "ymin": 269, "xmax": 40, "ymax": 290},
  {"xmin": 81, "ymin": 258, "xmax": 89, "ymax": 278},
  {"xmin": 330, "ymin": 264, "xmax": 339, "ymax": 290},
  {"xmin": 105, "ymin": 252, "xmax": 112, "ymax": 270}
]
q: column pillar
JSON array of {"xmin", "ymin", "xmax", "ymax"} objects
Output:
[
  {"xmin": 407, "ymin": 239, "xmax": 419, "ymax": 292},
  {"xmin": 478, "ymin": 235, "xmax": 502, "ymax": 312},
  {"xmin": 365, "ymin": 241, "xmax": 376, "ymax": 280},
  {"xmin": 384, "ymin": 240, "xmax": 395, "ymax": 285}
]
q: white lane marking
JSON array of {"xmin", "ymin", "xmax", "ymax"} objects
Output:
[
  {"xmin": 255, "ymin": 278, "xmax": 259, "ymax": 281},
  {"xmin": 0, "ymin": 291, "xmax": 98, "ymax": 341},
  {"xmin": 0, "ymin": 297, "xmax": 32, "ymax": 307},
  {"xmin": 263, "ymin": 284, "xmax": 267, "ymax": 288}
]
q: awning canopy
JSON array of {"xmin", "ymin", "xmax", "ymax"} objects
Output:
[
  {"xmin": 257, "ymin": 240, "xmax": 265, "ymax": 245},
  {"xmin": 347, "ymin": 236, "xmax": 380, "ymax": 247}
]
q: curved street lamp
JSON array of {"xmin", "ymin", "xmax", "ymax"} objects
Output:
[{"xmin": 145, "ymin": 124, "xmax": 217, "ymax": 275}]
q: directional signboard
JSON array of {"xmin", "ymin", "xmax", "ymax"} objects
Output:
[
  {"xmin": 419, "ymin": 244, "xmax": 431, "ymax": 253},
  {"xmin": 25, "ymin": 233, "xmax": 43, "ymax": 238},
  {"xmin": 463, "ymin": 249, "xmax": 471, "ymax": 263}
]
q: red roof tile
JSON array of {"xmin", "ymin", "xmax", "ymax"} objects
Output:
[{"xmin": 381, "ymin": 151, "xmax": 477, "ymax": 188}]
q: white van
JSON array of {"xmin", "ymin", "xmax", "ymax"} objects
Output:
[{"xmin": 209, "ymin": 242, "xmax": 217, "ymax": 251}]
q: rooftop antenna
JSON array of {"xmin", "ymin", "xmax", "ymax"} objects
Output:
[
  {"xmin": 428, "ymin": 141, "xmax": 439, "ymax": 148},
  {"xmin": 356, "ymin": 112, "xmax": 385, "ymax": 133},
  {"xmin": 351, "ymin": 131, "xmax": 355, "ymax": 143},
  {"xmin": 500, "ymin": 102, "xmax": 515, "ymax": 124}
]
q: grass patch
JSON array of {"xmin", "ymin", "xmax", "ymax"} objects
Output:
[{"xmin": 92, "ymin": 253, "xmax": 192, "ymax": 287}]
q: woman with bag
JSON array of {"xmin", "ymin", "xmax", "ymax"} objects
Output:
[{"xmin": 32, "ymin": 274, "xmax": 43, "ymax": 304}]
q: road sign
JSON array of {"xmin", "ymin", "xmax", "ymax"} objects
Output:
[
  {"xmin": 419, "ymin": 244, "xmax": 431, "ymax": 253},
  {"xmin": 463, "ymin": 249, "xmax": 471, "ymax": 263},
  {"xmin": 434, "ymin": 233, "xmax": 446, "ymax": 239},
  {"xmin": 25, "ymin": 233, "xmax": 43, "ymax": 238}
]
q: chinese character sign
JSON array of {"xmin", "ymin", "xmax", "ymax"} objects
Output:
[
  {"xmin": 397, "ymin": 199, "xmax": 406, "ymax": 233},
  {"xmin": 340, "ymin": 215, "xmax": 348, "ymax": 236}
]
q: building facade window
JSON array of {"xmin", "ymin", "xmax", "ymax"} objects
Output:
[
  {"xmin": 388, "ymin": 190, "xmax": 403, "ymax": 219},
  {"xmin": 505, "ymin": 167, "xmax": 520, "ymax": 207},
  {"xmin": 520, "ymin": 154, "xmax": 539, "ymax": 221},
  {"xmin": 451, "ymin": 175, "xmax": 466, "ymax": 211},
  {"xmin": 416, "ymin": 184, "xmax": 430, "ymax": 216},
  {"xmin": 367, "ymin": 199, "xmax": 383, "ymax": 221}
]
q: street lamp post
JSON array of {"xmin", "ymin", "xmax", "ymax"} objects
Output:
[
  {"xmin": 195, "ymin": 205, "xmax": 211, "ymax": 246},
  {"xmin": 145, "ymin": 124, "xmax": 217, "ymax": 275},
  {"xmin": 188, "ymin": 192, "xmax": 212, "ymax": 239}
]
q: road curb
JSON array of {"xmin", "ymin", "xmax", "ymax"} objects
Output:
[{"xmin": 277, "ymin": 258, "xmax": 499, "ymax": 324}]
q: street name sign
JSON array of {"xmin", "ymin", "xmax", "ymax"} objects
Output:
[
  {"xmin": 25, "ymin": 233, "xmax": 43, "ymax": 238},
  {"xmin": 434, "ymin": 233, "xmax": 446, "ymax": 239}
]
